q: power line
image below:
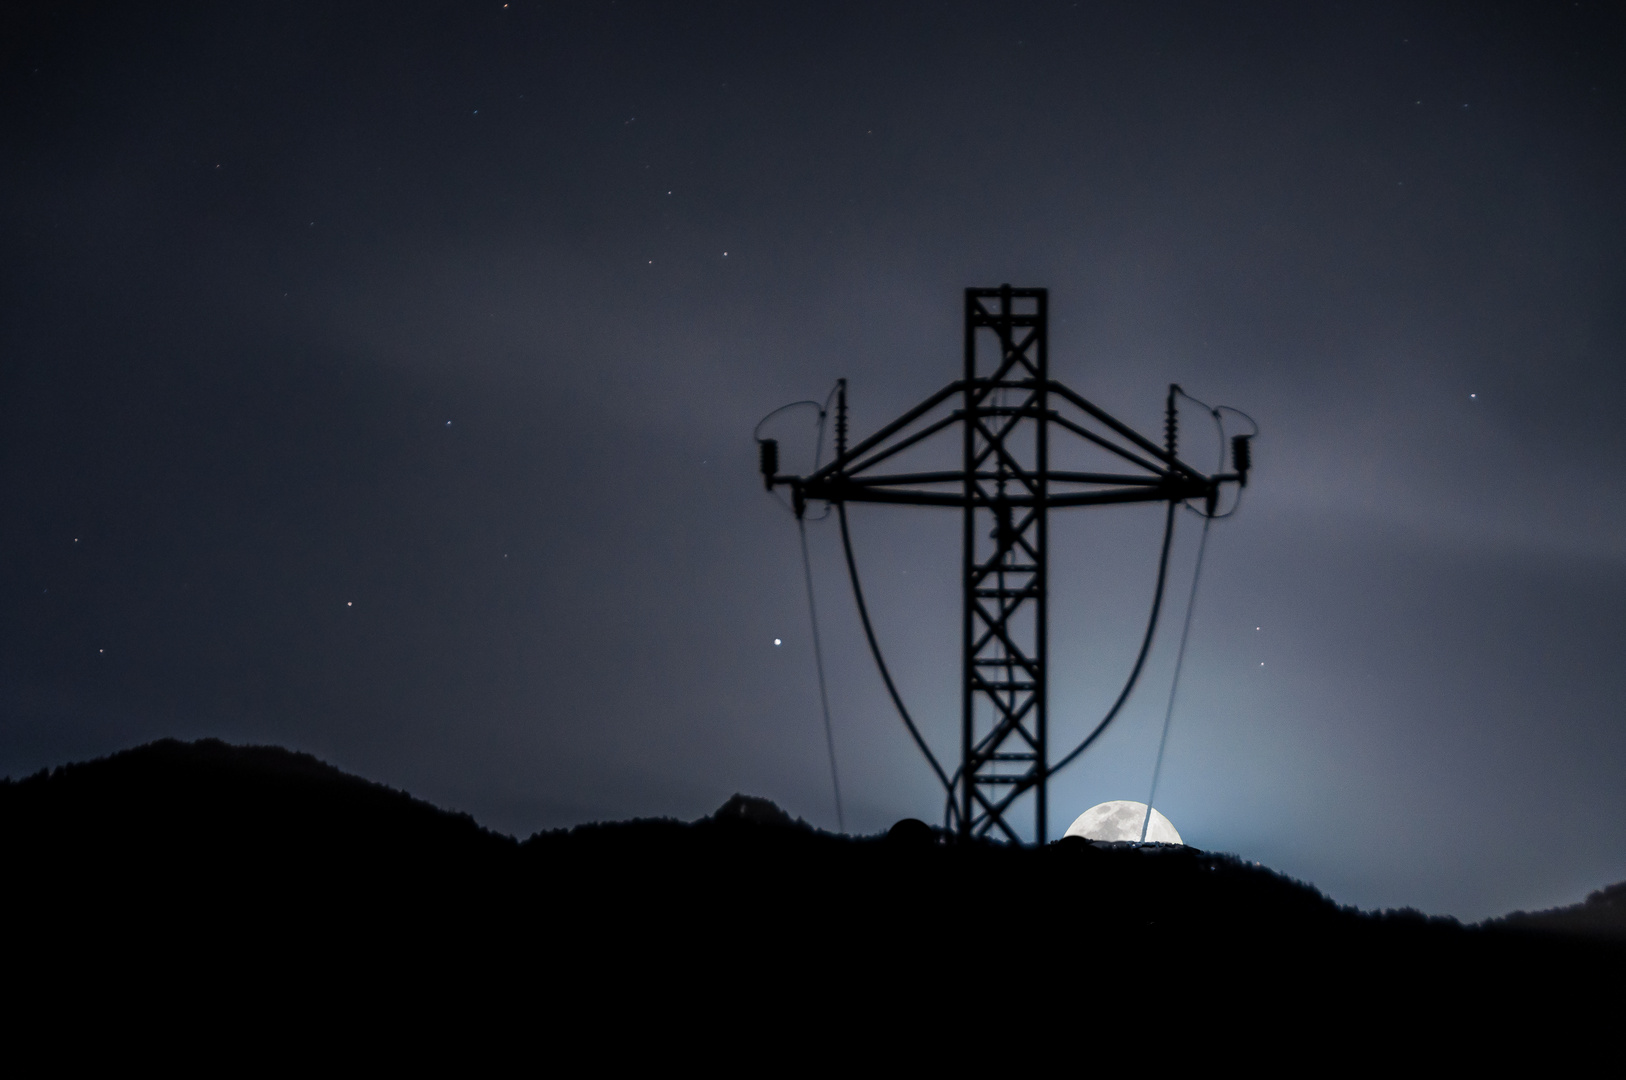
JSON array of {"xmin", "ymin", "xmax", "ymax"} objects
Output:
[
  {"xmin": 1048, "ymin": 499, "xmax": 1179, "ymax": 777},
  {"xmin": 798, "ymin": 514, "xmax": 844, "ymax": 833},
  {"xmin": 837, "ymin": 503, "xmax": 957, "ymax": 816},
  {"xmin": 1141, "ymin": 513, "xmax": 1212, "ymax": 842}
]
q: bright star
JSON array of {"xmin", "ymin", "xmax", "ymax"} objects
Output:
[{"xmin": 773, "ymin": 638, "xmax": 782, "ymax": 646}]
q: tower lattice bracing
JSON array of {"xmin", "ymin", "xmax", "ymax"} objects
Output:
[{"xmin": 960, "ymin": 288, "xmax": 1050, "ymax": 842}]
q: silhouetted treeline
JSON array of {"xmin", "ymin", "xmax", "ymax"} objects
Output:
[
  {"xmin": 3, "ymin": 739, "xmax": 1620, "ymax": 1038},
  {"xmin": 1487, "ymin": 881, "xmax": 1626, "ymax": 941}
]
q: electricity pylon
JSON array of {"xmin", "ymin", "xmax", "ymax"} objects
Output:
[{"xmin": 761, "ymin": 287, "xmax": 1248, "ymax": 844}]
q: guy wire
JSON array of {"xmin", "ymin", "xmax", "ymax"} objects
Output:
[{"xmin": 799, "ymin": 513, "xmax": 845, "ymax": 833}]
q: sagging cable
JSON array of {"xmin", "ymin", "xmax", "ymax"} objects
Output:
[
  {"xmin": 837, "ymin": 502, "xmax": 959, "ymax": 822},
  {"xmin": 1048, "ymin": 498, "xmax": 1179, "ymax": 778},
  {"xmin": 1141, "ymin": 513, "xmax": 1211, "ymax": 842}
]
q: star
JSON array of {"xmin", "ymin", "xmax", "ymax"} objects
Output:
[{"xmin": 773, "ymin": 638, "xmax": 782, "ymax": 646}]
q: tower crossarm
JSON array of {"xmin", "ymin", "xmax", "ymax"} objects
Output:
[{"xmin": 793, "ymin": 471, "xmax": 1214, "ymax": 509}]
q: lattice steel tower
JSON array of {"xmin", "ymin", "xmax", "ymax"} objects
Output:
[{"xmin": 761, "ymin": 287, "xmax": 1247, "ymax": 844}]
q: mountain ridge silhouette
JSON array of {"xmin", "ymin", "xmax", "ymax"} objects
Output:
[
  {"xmin": 8, "ymin": 738, "xmax": 1622, "ymax": 932},
  {"xmin": 5, "ymin": 737, "xmax": 1620, "ymax": 1033}
]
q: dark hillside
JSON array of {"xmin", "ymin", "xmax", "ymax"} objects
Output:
[
  {"xmin": 3, "ymin": 740, "xmax": 1620, "ymax": 1029},
  {"xmin": 2, "ymin": 737, "xmax": 513, "ymax": 878},
  {"xmin": 1488, "ymin": 882, "xmax": 1626, "ymax": 941}
]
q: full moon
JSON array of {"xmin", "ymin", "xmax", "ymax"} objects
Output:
[{"xmin": 1064, "ymin": 801, "xmax": 1183, "ymax": 845}]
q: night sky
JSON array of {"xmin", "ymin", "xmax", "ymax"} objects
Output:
[{"xmin": 4, "ymin": 2, "xmax": 1625, "ymax": 921}]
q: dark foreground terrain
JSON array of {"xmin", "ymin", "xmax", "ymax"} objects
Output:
[{"xmin": 4, "ymin": 739, "xmax": 1621, "ymax": 1039}]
